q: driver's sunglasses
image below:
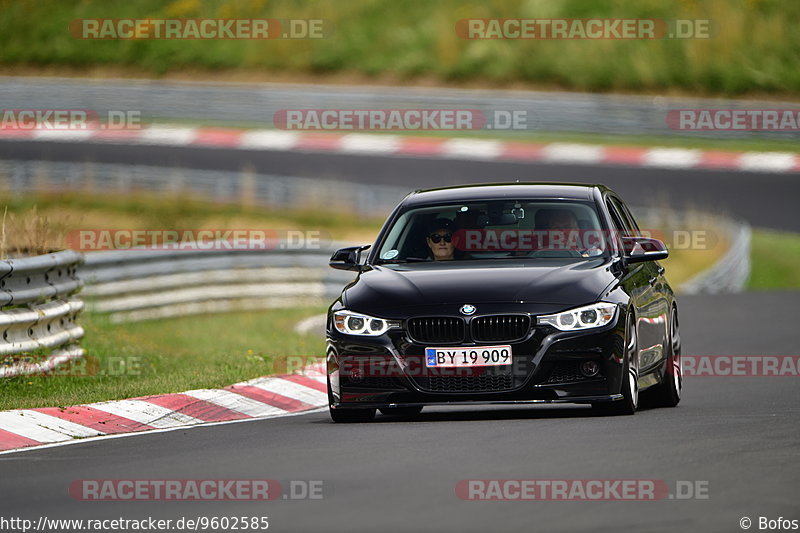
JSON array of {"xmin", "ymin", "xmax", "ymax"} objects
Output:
[{"xmin": 428, "ymin": 233, "xmax": 453, "ymax": 244}]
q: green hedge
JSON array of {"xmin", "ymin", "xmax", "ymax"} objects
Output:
[{"xmin": 1, "ymin": 0, "xmax": 798, "ymax": 96}]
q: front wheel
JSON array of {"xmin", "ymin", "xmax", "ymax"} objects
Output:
[
  {"xmin": 649, "ymin": 307, "xmax": 682, "ymax": 407},
  {"xmin": 328, "ymin": 373, "xmax": 376, "ymax": 423},
  {"xmin": 593, "ymin": 316, "xmax": 639, "ymax": 416}
]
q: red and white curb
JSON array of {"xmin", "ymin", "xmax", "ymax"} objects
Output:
[
  {"xmin": 0, "ymin": 362, "xmax": 328, "ymax": 454},
  {"xmin": 0, "ymin": 125, "xmax": 798, "ymax": 173}
]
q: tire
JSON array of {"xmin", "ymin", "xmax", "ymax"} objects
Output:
[
  {"xmin": 329, "ymin": 407, "xmax": 376, "ymax": 423},
  {"xmin": 593, "ymin": 315, "xmax": 639, "ymax": 416},
  {"xmin": 649, "ymin": 306, "xmax": 682, "ymax": 407},
  {"xmin": 379, "ymin": 406, "xmax": 423, "ymax": 418},
  {"xmin": 327, "ymin": 372, "xmax": 376, "ymax": 423}
]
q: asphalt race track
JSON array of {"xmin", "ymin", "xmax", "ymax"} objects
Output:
[
  {"xmin": 0, "ymin": 298, "xmax": 800, "ymax": 532},
  {"xmin": 1, "ymin": 139, "xmax": 798, "ymax": 532},
  {"xmin": 1, "ymin": 291, "xmax": 798, "ymax": 532},
  {"xmin": 2, "ymin": 139, "xmax": 800, "ymax": 231}
]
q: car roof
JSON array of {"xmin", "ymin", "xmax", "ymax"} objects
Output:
[{"xmin": 401, "ymin": 182, "xmax": 608, "ymax": 206}]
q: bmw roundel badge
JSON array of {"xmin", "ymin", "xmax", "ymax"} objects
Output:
[{"xmin": 460, "ymin": 304, "xmax": 476, "ymax": 315}]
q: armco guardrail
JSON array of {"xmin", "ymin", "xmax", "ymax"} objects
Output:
[
  {"xmin": 81, "ymin": 245, "xmax": 356, "ymax": 323},
  {"xmin": 635, "ymin": 207, "xmax": 751, "ymax": 294},
  {"xmin": 0, "ymin": 250, "xmax": 85, "ymax": 377},
  {"xmin": 1, "ymin": 76, "xmax": 799, "ymax": 140},
  {"xmin": 679, "ymin": 218, "xmax": 752, "ymax": 294},
  {"xmin": 0, "ymin": 160, "xmax": 408, "ymax": 218}
]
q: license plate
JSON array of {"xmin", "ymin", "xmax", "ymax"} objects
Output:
[{"xmin": 425, "ymin": 345, "xmax": 512, "ymax": 368}]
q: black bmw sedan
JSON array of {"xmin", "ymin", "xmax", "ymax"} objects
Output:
[{"xmin": 326, "ymin": 183, "xmax": 681, "ymax": 422}]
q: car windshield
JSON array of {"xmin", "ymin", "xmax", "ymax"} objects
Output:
[{"xmin": 374, "ymin": 199, "xmax": 610, "ymax": 263}]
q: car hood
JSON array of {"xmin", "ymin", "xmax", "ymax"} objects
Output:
[{"xmin": 343, "ymin": 259, "xmax": 617, "ymax": 312}]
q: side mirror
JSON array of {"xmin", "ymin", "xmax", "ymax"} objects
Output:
[
  {"xmin": 329, "ymin": 245, "xmax": 370, "ymax": 271},
  {"xmin": 622, "ymin": 236, "xmax": 668, "ymax": 264}
]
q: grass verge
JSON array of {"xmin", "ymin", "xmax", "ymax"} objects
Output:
[
  {"xmin": 0, "ymin": 191, "xmax": 387, "ymax": 253},
  {"xmin": 647, "ymin": 211, "xmax": 729, "ymax": 288},
  {"xmin": 0, "ymin": 0, "xmax": 798, "ymax": 97},
  {"xmin": 748, "ymin": 230, "xmax": 800, "ymax": 289},
  {"xmin": 0, "ymin": 308, "xmax": 326, "ymax": 411}
]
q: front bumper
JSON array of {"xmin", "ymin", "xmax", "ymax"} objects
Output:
[
  {"xmin": 330, "ymin": 396, "xmax": 624, "ymax": 410},
  {"xmin": 326, "ymin": 310, "xmax": 627, "ymax": 409}
]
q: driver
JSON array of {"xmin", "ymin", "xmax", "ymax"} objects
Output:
[
  {"xmin": 544, "ymin": 209, "xmax": 580, "ymax": 232},
  {"xmin": 426, "ymin": 218, "xmax": 456, "ymax": 261}
]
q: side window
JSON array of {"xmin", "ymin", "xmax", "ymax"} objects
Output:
[
  {"xmin": 605, "ymin": 199, "xmax": 629, "ymax": 233},
  {"xmin": 614, "ymin": 198, "xmax": 641, "ymax": 234},
  {"xmin": 605, "ymin": 198, "xmax": 631, "ymax": 254},
  {"xmin": 608, "ymin": 197, "xmax": 635, "ymax": 236}
]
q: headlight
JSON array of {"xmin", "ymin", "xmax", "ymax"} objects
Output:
[
  {"xmin": 333, "ymin": 310, "xmax": 396, "ymax": 336},
  {"xmin": 538, "ymin": 302, "xmax": 617, "ymax": 331}
]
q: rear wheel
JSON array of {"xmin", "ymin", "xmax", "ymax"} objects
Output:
[
  {"xmin": 649, "ymin": 307, "xmax": 682, "ymax": 407},
  {"xmin": 379, "ymin": 406, "xmax": 423, "ymax": 418},
  {"xmin": 593, "ymin": 316, "xmax": 638, "ymax": 416}
]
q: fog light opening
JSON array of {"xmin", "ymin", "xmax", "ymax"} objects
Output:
[{"xmin": 580, "ymin": 361, "xmax": 600, "ymax": 377}]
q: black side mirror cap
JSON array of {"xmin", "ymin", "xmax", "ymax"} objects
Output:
[
  {"xmin": 329, "ymin": 245, "xmax": 371, "ymax": 271},
  {"xmin": 622, "ymin": 236, "xmax": 669, "ymax": 264}
]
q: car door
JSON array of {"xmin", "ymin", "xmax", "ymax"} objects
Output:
[
  {"xmin": 604, "ymin": 195, "xmax": 644, "ymax": 338},
  {"xmin": 609, "ymin": 196, "xmax": 668, "ymax": 372}
]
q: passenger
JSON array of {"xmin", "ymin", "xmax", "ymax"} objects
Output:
[
  {"xmin": 537, "ymin": 209, "xmax": 601, "ymax": 257},
  {"xmin": 426, "ymin": 218, "xmax": 456, "ymax": 261}
]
